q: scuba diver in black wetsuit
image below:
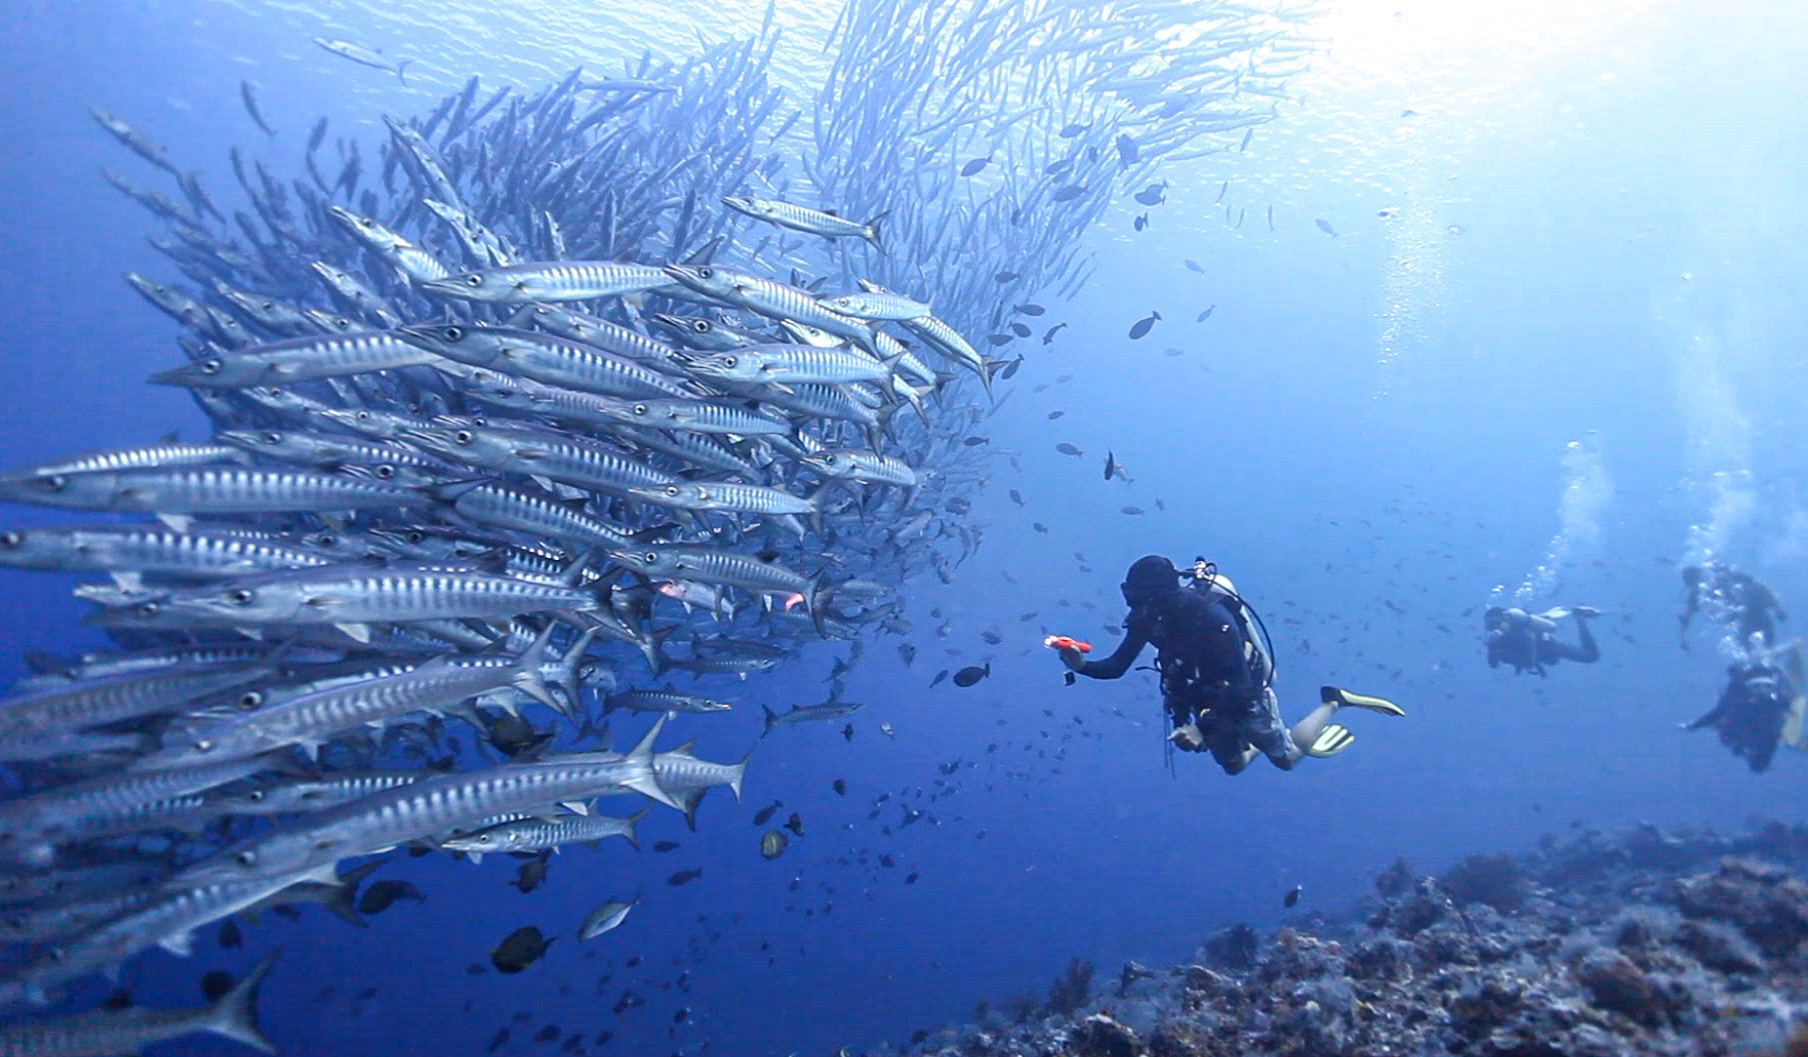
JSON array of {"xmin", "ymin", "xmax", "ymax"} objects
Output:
[
  {"xmin": 1679, "ymin": 563, "xmax": 1788, "ymax": 652},
  {"xmin": 1053, "ymin": 555, "xmax": 1405, "ymax": 775},
  {"xmin": 1684, "ymin": 641, "xmax": 1807, "ymax": 773},
  {"xmin": 1484, "ymin": 605, "xmax": 1601, "ymax": 676}
]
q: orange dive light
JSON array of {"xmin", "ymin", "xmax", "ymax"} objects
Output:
[{"xmin": 1043, "ymin": 635, "xmax": 1093, "ymax": 653}]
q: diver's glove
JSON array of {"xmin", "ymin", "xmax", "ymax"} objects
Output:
[
  {"xmin": 1058, "ymin": 647, "xmax": 1086, "ymax": 672},
  {"xmin": 1169, "ymin": 723, "xmax": 1206, "ymax": 752}
]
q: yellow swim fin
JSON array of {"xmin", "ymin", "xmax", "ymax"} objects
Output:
[
  {"xmin": 1306, "ymin": 723, "xmax": 1355, "ymax": 758},
  {"xmin": 1321, "ymin": 685, "xmax": 1406, "ymax": 717}
]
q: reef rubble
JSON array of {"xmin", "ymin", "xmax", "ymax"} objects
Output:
[{"xmin": 906, "ymin": 820, "xmax": 1808, "ymax": 1057}]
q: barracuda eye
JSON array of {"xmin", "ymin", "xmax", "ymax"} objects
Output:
[
  {"xmin": 464, "ymin": 274, "xmax": 484, "ymax": 287},
  {"xmin": 405, "ymin": 530, "xmax": 425, "ymax": 544},
  {"xmin": 260, "ymin": 431, "xmax": 282, "ymax": 444},
  {"xmin": 200, "ymin": 358, "xmax": 223, "ymax": 375},
  {"xmin": 721, "ymin": 357, "xmax": 736, "ymax": 368},
  {"xmin": 664, "ymin": 485, "xmax": 680, "ymax": 497},
  {"xmin": 237, "ymin": 691, "xmax": 264, "ymax": 709},
  {"xmin": 317, "ymin": 534, "xmax": 338, "ymax": 548},
  {"xmin": 227, "ymin": 589, "xmax": 255, "ymax": 607},
  {"xmin": 246, "ymin": 789, "xmax": 265, "ymax": 802},
  {"xmin": 691, "ymin": 320, "xmax": 709, "ymax": 332},
  {"xmin": 39, "ymin": 475, "xmax": 67, "ymax": 492},
  {"xmin": 373, "ymin": 464, "xmax": 395, "ymax": 479},
  {"xmin": 454, "ymin": 430, "xmax": 474, "ymax": 445},
  {"xmin": 442, "ymin": 326, "xmax": 464, "ymax": 341},
  {"xmin": 633, "ymin": 404, "xmax": 648, "ymax": 416},
  {"xmin": 193, "ymin": 738, "xmax": 214, "ymax": 753},
  {"xmin": 136, "ymin": 601, "xmax": 161, "ymax": 618},
  {"xmin": 235, "ymin": 850, "xmax": 257, "ymax": 867},
  {"xmin": 823, "ymin": 455, "xmax": 841, "ymax": 467},
  {"xmin": 644, "ymin": 551, "xmax": 658, "ymax": 564},
  {"xmin": 0, "ymin": 532, "xmax": 22, "ymax": 548}
]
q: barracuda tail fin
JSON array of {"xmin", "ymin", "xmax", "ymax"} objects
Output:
[{"xmin": 204, "ymin": 949, "xmax": 279, "ymax": 1054}]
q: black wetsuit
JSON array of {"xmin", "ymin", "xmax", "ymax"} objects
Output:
[
  {"xmin": 1688, "ymin": 663, "xmax": 1791, "ymax": 773},
  {"xmin": 1682, "ymin": 567, "xmax": 1787, "ymax": 649},
  {"xmin": 1487, "ymin": 615, "xmax": 1599, "ymax": 676},
  {"xmin": 1077, "ymin": 588, "xmax": 1261, "ymax": 728}
]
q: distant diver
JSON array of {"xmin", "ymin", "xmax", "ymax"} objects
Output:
[
  {"xmin": 1684, "ymin": 639, "xmax": 1807, "ymax": 773},
  {"xmin": 1050, "ymin": 554, "xmax": 1404, "ymax": 774},
  {"xmin": 1679, "ymin": 562, "xmax": 1787, "ymax": 652},
  {"xmin": 1484, "ymin": 605, "xmax": 1600, "ymax": 676}
]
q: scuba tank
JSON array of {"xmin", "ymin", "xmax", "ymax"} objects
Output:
[{"xmin": 1189, "ymin": 558, "xmax": 1276, "ymax": 691}]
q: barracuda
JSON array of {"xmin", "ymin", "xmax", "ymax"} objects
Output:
[
  {"xmin": 422, "ymin": 260, "xmax": 669, "ymax": 303},
  {"xmin": 150, "ymin": 331, "xmax": 443, "ymax": 389},
  {"xmin": 400, "ymin": 323, "xmax": 689, "ymax": 399}
]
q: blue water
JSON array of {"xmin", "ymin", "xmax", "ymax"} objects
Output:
[{"xmin": 4, "ymin": 1, "xmax": 1808, "ymax": 1055}]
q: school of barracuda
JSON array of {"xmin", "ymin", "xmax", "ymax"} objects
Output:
[{"xmin": 0, "ymin": 0, "xmax": 1316, "ymax": 1051}]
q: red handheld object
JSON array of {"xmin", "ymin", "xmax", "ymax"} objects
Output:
[{"xmin": 1044, "ymin": 635, "xmax": 1093, "ymax": 654}]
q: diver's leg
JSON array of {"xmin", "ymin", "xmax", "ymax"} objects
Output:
[
  {"xmin": 1550, "ymin": 619, "xmax": 1600, "ymax": 664},
  {"xmin": 1210, "ymin": 738, "xmax": 1259, "ymax": 775}
]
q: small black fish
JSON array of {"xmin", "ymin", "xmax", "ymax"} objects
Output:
[
  {"xmin": 488, "ymin": 1028, "xmax": 512, "ymax": 1053},
  {"xmin": 666, "ymin": 869, "xmax": 703, "ymax": 886},
  {"xmin": 1196, "ymin": 305, "xmax": 1215, "ymax": 323},
  {"xmin": 899, "ymin": 643, "xmax": 917, "ymax": 665},
  {"xmin": 905, "ymin": 872, "xmax": 920, "ymax": 884},
  {"xmin": 960, "ymin": 156, "xmax": 990, "ymax": 176},
  {"xmin": 832, "ymin": 779, "xmax": 846, "ymax": 796},
  {"xmin": 1114, "ymin": 133, "xmax": 1138, "ymax": 164},
  {"xmin": 1056, "ymin": 442, "xmax": 1082, "ymax": 456},
  {"xmin": 1104, "ymin": 452, "xmax": 1116, "ymax": 481},
  {"xmin": 1128, "ymin": 311, "xmax": 1160, "ymax": 340},
  {"xmin": 1051, "ymin": 185, "xmax": 1086, "ymax": 202},
  {"xmin": 1214, "ymin": 180, "xmax": 1228, "ymax": 203},
  {"xmin": 995, "ymin": 270, "xmax": 1019, "ymax": 282},
  {"xmin": 962, "ymin": 435, "xmax": 989, "ymax": 446},
  {"xmin": 1042, "ymin": 322, "xmax": 1067, "ymax": 344},
  {"xmin": 752, "ymin": 801, "xmax": 781, "ymax": 825},
  {"xmin": 784, "ymin": 812, "xmax": 804, "ymax": 837},
  {"xmin": 1014, "ymin": 303, "xmax": 1045, "ymax": 316},
  {"xmin": 1240, "ymin": 127, "xmax": 1255, "ymax": 152},
  {"xmin": 1121, "ymin": 506, "xmax": 1144, "ymax": 516},
  {"xmin": 1134, "ymin": 183, "xmax": 1165, "ymax": 206},
  {"xmin": 653, "ymin": 840, "xmax": 680, "ymax": 853},
  {"xmin": 217, "ymin": 919, "xmax": 242, "ymax": 949},
  {"xmin": 986, "ymin": 333, "xmax": 1014, "ymax": 346},
  {"xmin": 511, "ymin": 853, "xmax": 550, "ymax": 893},
  {"xmin": 1059, "ymin": 122, "xmax": 1089, "ymax": 137},
  {"xmin": 841, "ymin": 723, "xmax": 854, "ymax": 741},
  {"xmin": 1133, "ymin": 213, "xmax": 1148, "ymax": 231},
  {"xmin": 491, "ymin": 926, "xmax": 554, "ymax": 974},
  {"xmin": 981, "ymin": 630, "xmax": 1003, "ymax": 645},
  {"xmin": 535, "ymin": 1025, "xmax": 561, "ymax": 1043},
  {"xmin": 930, "ymin": 670, "xmax": 949, "ymax": 687},
  {"xmin": 1184, "ymin": 259, "xmax": 1204, "ymax": 273},
  {"xmin": 358, "ymin": 879, "xmax": 425, "ymax": 915},
  {"xmin": 1010, "ymin": 322, "xmax": 1031, "ymax": 337},
  {"xmin": 1284, "ymin": 884, "xmax": 1303, "ymax": 908},
  {"xmin": 673, "ymin": 1008, "xmax": 690, "ymax": 1025},
  {"xmin": 1044, "ymin": 158, "xmax": 1074, "ymax": 176},
  {"xmin": 1314, "ymin": 218, "xmax": 1337, "ymax": 237},
  {"xmin": 1009, "ymin": 487, "xmax": 1026, "ymax": 502},
  {"xmin": 1033, "ymin": 522, "xmax": 1048, "ymax": 533},
  {"xmin": 952, "ymin": 664, "xmax": 990, "ymax": 687}
]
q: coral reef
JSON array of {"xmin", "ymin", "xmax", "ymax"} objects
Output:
[{"xmin": 901, "ymin": 820, "xmax": 1808, "ymax": 1057}]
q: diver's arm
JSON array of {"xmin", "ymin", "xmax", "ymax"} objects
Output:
[{"xmin": 1077, "ymin": 627, "xmax": 1148, "ymax": 680}]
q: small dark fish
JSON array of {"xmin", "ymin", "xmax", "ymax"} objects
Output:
[
  {"xmin": 535, "ymin": 1025, "xmax": 560, "ymax": 1043},
  {"xmin": 1214, "ymin": 180, "xmax": 1228, "ymax": 204},
  {"xmin": 511, "ymin": 854, "xmax": 551, "ymax": 894},
  {"xmin": 905, "ymin": 872, "xmax": 919, "ymax": 885},
  {"xmin": 1059, "ymin": 122, "xmax": 1089, "ymax": 137},
  {"xmin": 1104, "ymin": 451, "xmax": 1116, "ymax": 480},
  {"xmin": 1240, "ymin": 127, "xmax": 1255, "ymax": 152},
  {"xmin": 1044, "ymin": 158, "xmax": 1074, "ymax": 176},
  {"xmin": 491, "ymin": 926, "xmax": 554, "ymax": 974},
  {"xmin": 752, "ymin": 801, "xmax": 782, "ymax": 826},
  {"xmin": 358, "ymin": 879, "xmax": 426, "ymax": 915},
  {"xmin": 1010, "ymin": 322, "xmax": 1031, "ymax": 338},
  {"xmin": 1196, "ymin": 305, "xmax": 1215, "ymax": 323},
  {"xmin": 1235, "ymin": 207, "xmax": 1245, "ymax": 229},
  {"xmin": 1284, "ymin": 884, "xmax": 1302, "ymax": 908},
  {"xmin": 1000, "ymin": 356, "xmax": 1025, "ymax": 380},
  {"xmin": 1184, "ymin": 259, "xmax": 1204, "ymax": 273},
  {"xmin": 962, "ymin": 435, "xmax": 989, "ymax": 446},
  {"xmin": 1033, "ymin": 522, "xmax": 1048, "ymax": 533},
  {"xmin": 986, "ymin": 333, "xmax": 1014, "ymax": 346},
  {"xmin": 841, "ymin": 723, "xmax": 854, "ymax": 741},
  {"xmin": 1055, "ymin": 443, "xmax": 1082, "ymax": 456},
  {"xmin": 239, "ymin": 81, "xmax": 276, "ymax": 137},
  {"xmin": 1134, "ymin": 183, "xmax": 1166, "ymax": 206},
  {"xmin": 217, "ymin": 918, "xmax": 242, "ymax": 949},
  {"xmin": 666, "ymin": 869, "xmax": 703, "ymax": 887},
  {"xmin": 960, "ymin": 157, "xmax": 990, "ymax": 177},
  {"xmin": 673, "ymin": 1008, "xmax": 690, "ymax": 1025},
  {"xmin": 832, "ymin": 779, "xmax": 846, "ymax": 796},
  {"xmin": 995, "ymin": 270, "xmax": 1018, "ymax": 282},
  {"xmin": 1121, "ymin": 506, "xmax": 1144, "ymax": 516},
  {"xmin": 1114, "ymin": 133, "xmax": 1139, "ymax": 163},
  {"xmin": 952, "ymin": 664, "xmax": 990, "ymax": 687},
  {"xmin": 488, "ymin": 1028, "xmax": 512, "ymax": 1053},
  {"xmin": 1128, "ymin": 311, "xmax": 1160, "ymax": 340},
  {"xmin": 1009, "ymin": 487, "xmax": 1026, "ymax": 503},
  {"xmin": 1052, "ymin": 185, "xmax": 1086, "ymax": 202},
  {"xmin": 1014, "ymin": 303, "xmax": 1045, "ymax": 316},
  {"xmin": 899, "ymin": 643, "xmax": 917, "ymax": 665},
  {"xmin": 1042, "ymin": 323, "xmax": 1067, "ymax": 344},
  {"xmin": 1315, "ymin": 218, "xmax": 1337, "ymax": 237},
  {"xmin": 784, "ymin": 812, "xmax": 805, "ymax": 837},
  {"xmin": 981, "ymin": 630, "xmax": 1003, "ymax": 645},
  {"xmin": 1133, "ymin": 213, "xmax": 1148, "ymax": 231},
  {"xmin": 653, "ymin": 840, "xmax": 680, "ymax": 853},
  {"xmin": 930, "ymin": 670, "xmax": 949, "ymax": 688},
  {"xmin": 307, "ymin": 116, "xmax": 328, "ymax": 153}
]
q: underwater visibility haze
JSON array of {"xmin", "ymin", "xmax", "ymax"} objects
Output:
[{"xmin": 4, "ymin": 0, "xmax": 1808, "ymax": 1054}]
